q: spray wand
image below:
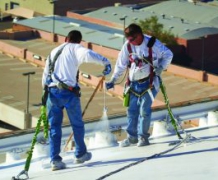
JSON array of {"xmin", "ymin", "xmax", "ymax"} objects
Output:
[{"xmin": 103, "ymin": 79, "xmax": 107, "ymax": 113}]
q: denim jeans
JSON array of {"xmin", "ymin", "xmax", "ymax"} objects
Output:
[
  {"xmin": 126, "ymin": 79, "xmax": 158, "ymax": 140},
  {"xmin": 47, "ymin": 87, "xmax": 87, "ymax": 161}
]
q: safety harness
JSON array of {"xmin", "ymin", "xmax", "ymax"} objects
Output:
[
  {"xmin": 126, "ymin": 36, "xmax": 156, "ymax": 97},
  {"xmin": 48, "ymin": 45, "xmax": 66, "ymax": 77},
  {"xmin": 48, "ymin": 44, "xmax": 80, "ymax": 96}
]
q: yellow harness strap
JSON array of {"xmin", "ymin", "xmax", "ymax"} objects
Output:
[{"xmin": 129, "ymin": 86, "xmax": 153, "ymax": 98}]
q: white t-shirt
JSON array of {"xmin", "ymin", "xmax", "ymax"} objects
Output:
[
  {"xmin": 111, "ymin": 35, "xmax": 173, "ymax": 90},
  {"xmin": 42, "ymin": 42, "xmax": 110, "ymax": 87}
]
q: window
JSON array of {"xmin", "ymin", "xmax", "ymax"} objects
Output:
[
  {"xmin": 5, "ymin": 3, "xmax": 8, "ymax": 10},
  {"xmin": 10, "ymin": 2, "xmax": 19, "ymax": 9}
]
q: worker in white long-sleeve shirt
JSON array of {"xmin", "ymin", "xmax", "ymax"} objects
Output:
[
  {"xmin": 105, "ymin": 23, "xmax": 173, "ymax": 147},
  {"xmin": 42, "ymin": 30, "xmax": 111, "ymax": 171}
]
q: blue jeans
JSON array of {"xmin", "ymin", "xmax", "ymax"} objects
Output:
[
  {"xmin": 47, "ymin": 87, "xmax": 87, "ymax": 161},
  {"xmin": 126, "ymin": 80, "xmax": 158, "ymax": 140}
]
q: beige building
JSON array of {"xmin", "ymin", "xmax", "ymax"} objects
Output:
[
  {"xmin": 0, "ymin": 0, "xmax": 162, "ymax": 18},
  {"xmin": 1, "ymin": 0, "xmax": 54, "ymax": 18}
]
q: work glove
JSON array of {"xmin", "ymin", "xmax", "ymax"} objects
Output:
[
  {"xmin": 102, "ymin": 64, "xmax": 112, "ymax": 76},
  {"xmin": 154, "ymin": 66, "xmax": 164, "ymax": 76},
  {"xmin": 105, "ymin": 78, "xmax": 115, "ymax": 90}
]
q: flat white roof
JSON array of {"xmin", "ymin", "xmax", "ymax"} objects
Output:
[{"xmin": 1, "ymin": 110, "xmax": 218, "ymax": 180}]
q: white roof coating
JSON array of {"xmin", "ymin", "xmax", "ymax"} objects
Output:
[
  {"xmin": 1, "ymin": 104, "xmax": 218, "ymax": 180},
  {"xmin": 1, "ymin": 125, "xmax": 218, "ymax": 180}
]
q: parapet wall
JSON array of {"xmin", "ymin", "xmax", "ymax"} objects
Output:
[
  {"xmin": 66, "ymin": 11, "xmax": 123, "ymax": 29},
  {"xmin": 0, "ymin": 30, "xmax": 33, "ymax": 40},
  {"xmin": 167, "ymin": 64, "xmax": 205, "ymax": 81},
  {"xmin": 0, "ymin": 41, "xmax": 26, "ymax": 59}
]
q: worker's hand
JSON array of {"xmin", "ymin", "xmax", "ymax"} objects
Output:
[
  {"xmin": 102, "ymin": 64, "xmax": 112, "ymax": 76},
  {"xmin": 105, "ymin": 79, "xmax": 115, "ymax": 90},
  {"xmin": 105, "ymin": 81, "xmax": 114, "ymax": 90},
  {"xmin": 154, "ymin": 66, "xmax": 164, "ymax": 76}
]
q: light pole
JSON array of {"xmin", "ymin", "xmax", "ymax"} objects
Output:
[
  {"xmin": 201, "ymin": 36, "xmax": 205, "ymax": 71},
  {"xmin": 49, "ymin": 0, "xmax": 58, "ymax": 42},
  {"xmin": 120, "ymin": 16, "xmax": 127, "ymax": 44},
  {"xmin": 23, "ymin": 71, "xmax": 35, "ymax": 129}
]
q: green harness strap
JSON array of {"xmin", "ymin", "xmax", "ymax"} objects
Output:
[
  {"xmin": 24, "ymin": 89, "xmax": 49, "ymax": 172},
  {"xmin": 14, "ymin": 88, "xmax": 49, "ymax": 180},
  {"xmin": 158, "ymin": 77, "xmax": 183, "ymax": 139}
]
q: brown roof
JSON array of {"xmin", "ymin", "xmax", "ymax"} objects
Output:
[{"xmin": 1, "ymin": 38, "xmax": 218, "ymax": 130}]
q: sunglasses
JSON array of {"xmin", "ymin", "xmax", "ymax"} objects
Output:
[{"xmin": 127, "ymin": 35, "xmax": 138, "ymax": 42}]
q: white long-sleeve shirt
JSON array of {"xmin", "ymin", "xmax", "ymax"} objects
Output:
[
  {"xmin": 111, "ymin": 35, "xmax": 173, "ymax": 90},
  {"xmin": 42, "ymin": 42, "xmax": 110, "ymax": 88}
]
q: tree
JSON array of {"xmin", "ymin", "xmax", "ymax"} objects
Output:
[
  {"xmin": 138, "ymin": 16, "xmax": 178, "ymax": 46},
  {"xmin": 138, "ymin": 16, "xmax": 194, "ymax": 67}
]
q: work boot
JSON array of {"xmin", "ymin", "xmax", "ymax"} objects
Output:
[
  {"xmin": 51, "ymin": 160, "xmax": 66, "ymax": 171},
  {"xmin": 137, "ymin": 137, "xmax": 150, "ymax": 147},
  {"xmin": 74, "ymin": 152, "xmax": 92, "ymax": 164},
  {"xmin": 120, "ymin": 137, "xmax": 138, "ymax": 147}
]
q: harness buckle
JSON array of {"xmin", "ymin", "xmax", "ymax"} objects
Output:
[
  {"xmin": 68, "ymin": 86, "xmax": 73, "ymax": 91},
  {"xmin": 137, "ymin": 76, "xmax": 150, "ymax": 84}
]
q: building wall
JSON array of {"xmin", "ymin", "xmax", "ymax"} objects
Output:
[
  {"xmin": 49, "ymin": 0, "xmax": 161, "ymax": 16},
  {"xmin": 67, "ymin": 11, "xmax": 123, "ymax": 29},
  {"xmin": 0, "ymin": 30, "xmax": 33, "ymax": 40},
  {"xmin": 0, "ymin": 0, "xmax": 161, "ymax": 16},
  {"xmin": 186, "ymin": 34, "xmax": 218, "ymax": 74}
]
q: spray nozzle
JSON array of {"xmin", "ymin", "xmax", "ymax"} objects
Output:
[{"xmin": 103, "ymin": 107, "xmax": 108, "ymax": 113}]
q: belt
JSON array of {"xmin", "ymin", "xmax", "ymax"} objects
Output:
[
  {"xmin": 136, "ymin": 76, "xmax": 150, "ymax": 83},
  {"xmin": 49, "ymin": 83, "xmax": 81, "ymax": 97},
  {"xmin": 50, "ymin": 85, "xmax": 74, "ymax": 91},
  {"xmin": 49, "ymin": 82, "xmax": 74, "ymax": 91}
]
